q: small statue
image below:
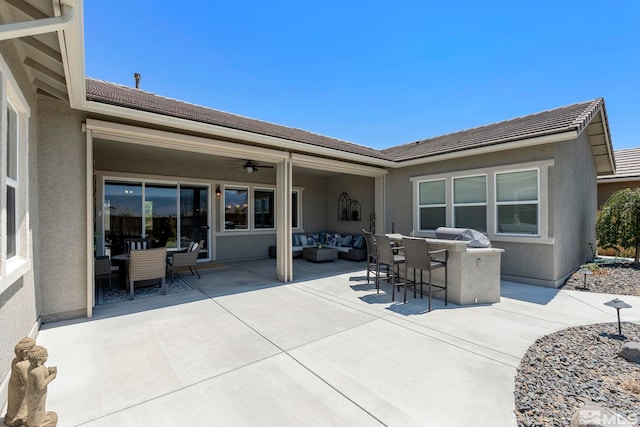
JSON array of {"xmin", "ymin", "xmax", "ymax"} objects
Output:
[
  {"xmin": 25, "ymin": 346, "xmax": 57, "ymax": 427},
  {"xmin": 3, "ymin": 337, "xmax": 36, "ymax": 427}
]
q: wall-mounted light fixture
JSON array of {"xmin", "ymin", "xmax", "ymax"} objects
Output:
[{"xmin": 215, "ymin": 185, "xmax": 221, "ymax": 197}]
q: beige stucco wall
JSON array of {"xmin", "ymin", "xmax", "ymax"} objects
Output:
[
  {"xmin": 0, "ymin": 42, "xmax": 39, "ymax": 406},
  {"xmin": 551, "ymin": 133, "xmax": 598, "ymax": 284},
  {"xmin": 323, "ymin": 175, "xmax": 374, "ymax": 234},
  {"xmin": 384, "ymin": 141, "xmax": 599, "ymax": 287},
  {"xmin": 36, "ymin": 96, "xmax": 88, "ymax": 321}
]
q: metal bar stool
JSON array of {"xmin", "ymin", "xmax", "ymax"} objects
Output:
[
  {"xmin": 374, "ymin": 234, "xmax": 406, "ymax": 301},
  {"xmin": 402, "ymin": 238, "xmax": 448, "ymax": 311}
]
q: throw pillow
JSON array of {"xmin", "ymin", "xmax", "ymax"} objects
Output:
[
  {"xmin": 352, "ymin": 235, "xmax": 364, "ymax": 249},
  {"xmin": 298, "ymin": 234, "xmax": 308, "ymax": 246},
  {"xmin": 340, "ymin": 235, "xmax": 353, "ymax": 247},
  {"xmin": 325, "ymin": 233, "xmax": 338, "ymax": 246},
  {"xmin": 307, "ymin": 234, "xmax": 319, "ymax": 245}
]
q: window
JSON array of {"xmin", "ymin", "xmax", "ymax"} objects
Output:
[
  {"xmin": 103, "ymin": 181, "xmax": 210, "ymax": 256},
  {"xmin": 254, "ymin": 188, "xmax": 274, "ymax": 229},
  {"xmin": 418, "ymin": 179, "xmax": 446, "ymax": 230},
  {"xmin": 453, "ymin": 175, "xmax": 487, "ymax": 232},
  {"xmin": 292, "ymin": 190, "xmax": 300, "ymax": 229},
  {"xmin": 224, "ymin": 186, "xmax": 248, "ymax": 230},
  {"xmin": 1, "ymin": 60, "xmax": 30, "ymax": 289},
  {"xmin": 5, "ymin": 104, "xmax": 18, "ymax": 258},
  {"xmin": 496, "ymin": 169, "xmax": 539, "ymax": 235}
]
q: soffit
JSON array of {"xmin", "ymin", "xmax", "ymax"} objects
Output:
[{"xmin": 0, "ymin": 0, "xmax": 67, "ymax": 100}]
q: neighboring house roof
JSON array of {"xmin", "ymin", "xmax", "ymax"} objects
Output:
[
  {"xmin": 85, "ymin": 78, "xmax": 392, "ymax": 162},
  {"xmin": 382, "ymin": 98, "xmax": 609, "ymax": 161},
  {"xmin": 598, "ymin": 147, "xmax": 640, "ymax": 182}
]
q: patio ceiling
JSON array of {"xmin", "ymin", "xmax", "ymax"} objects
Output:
[
  {"xmin": 0, "ymin": 0, "xmax": 69, "ymax": 100},
  {"xmin": 93, "ymin": 138, "xmax": 346, "ymax": 179}
]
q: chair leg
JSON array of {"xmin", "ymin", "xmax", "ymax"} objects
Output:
[
  {"xmin": 161, "ymin": 277, "xmax": 166, "ymax": 295},
  {"xmin": 194, "ymin": 265, "xmax": 200, "ymax": 279},
  {"xmin": 391, "ymin": 264, "xmax": 396, "ymax": 301},
  {"xmin": 444, "ymin": 266, "xmax": 448, "ymax": 306},
  {"xmin": 428, "ymin": 269, "xmax": 432, "ymax": 312},
  {"xmin": 129, "ymin": 279, "xmax": 135, "ymax": 300}
]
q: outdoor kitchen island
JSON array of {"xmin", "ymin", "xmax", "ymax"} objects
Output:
[{"xmin": 396, "ymin": 236, "xmax": 504, "ymax": 306}]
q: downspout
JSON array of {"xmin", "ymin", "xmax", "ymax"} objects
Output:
[{"xmin": 0, "ymin": 4, "xmax": 74, "ymax": 40}]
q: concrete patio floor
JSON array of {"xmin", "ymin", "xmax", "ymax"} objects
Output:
[{"xmin": 30, "ymin": 259, "xmax": 640, "ymax": 426}]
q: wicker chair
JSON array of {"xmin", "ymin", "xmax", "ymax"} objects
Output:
[
  {"xmin": 127, "ymin": 247, "xmax": 167, "ymax": 299},
  {"xmin": 167, "ymin": 240, "xmax": 203, "ymax": 282},
  {"xmin": 94, "ymin": 256, "xmax": 113, "ymax": 290}
]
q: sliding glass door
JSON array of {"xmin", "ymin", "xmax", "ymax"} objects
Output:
[
  {"xmin": 104, "ymin": 180, "xmax": 209, "ymax": 258},
  {"xmin": 180, "ymin": 186, "xmax": 209, "ymax": 258}
]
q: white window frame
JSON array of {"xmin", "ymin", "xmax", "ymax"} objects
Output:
[
  {"xmin": 452, "ymin": 174, "xmax": 487, "ymax": 232},
  {"xmin": 410, "ymin": 160, "xmax": 551, "ymax": 243},
  {"xmin": 494, "ymin": 168, "xmax": 540, "ymax": 237},
  {"xmin": 223, "ymin": 185, "xmax": 250, "ymax": 232},
  {"xmin": 417, "ymin": 178, "xmax": 447, "ymax": 232},
  {"xmin": 0, "ymin": 57, "xmax": 31, "ymax": 291}
]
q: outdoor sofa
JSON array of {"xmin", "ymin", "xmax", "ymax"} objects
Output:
[{"xmin": 268, "ymin": 232, "xmax": 367, "ymax": 261}]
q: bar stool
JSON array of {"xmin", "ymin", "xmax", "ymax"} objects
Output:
[
  {"xmin": 402, "ymin": 238, "xmax": 448, "ymax": 311},
  {"xmin": 374, "ymin": 234, "xmax": 406, "ymax": 301},
  {"xmin": 362, "ymin": 229, "xmax": 378, "ymax": 286}
]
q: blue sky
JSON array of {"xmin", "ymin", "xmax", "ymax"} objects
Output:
[{"xmin": 84, "ymin": 1, "xmax": 639, "ymax": 151}]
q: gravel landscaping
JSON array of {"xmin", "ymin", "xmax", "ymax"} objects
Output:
[{"xmin": 514, "ymin": 261, "xmax": 640, "ymax": 426}]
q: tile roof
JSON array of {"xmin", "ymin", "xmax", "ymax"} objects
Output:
[
  {"xmin": 382, "ymin": 99, "xmax": 605, "ymax": 162},
  {"xmin": 85, "ymin": 78, "xmax": 392, "ymax": 161},
  {"xmin": 599, "ymin": 147, "xmax": 640, "ymax": 180}
]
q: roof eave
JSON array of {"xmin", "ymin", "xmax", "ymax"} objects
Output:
[
  {"xmin": 391, "ymin": 130, "xmax": 578, "ymax": 167},
  {"xmin": 82, "ymin": 99, "xmax": 397, "ymax": 168}
]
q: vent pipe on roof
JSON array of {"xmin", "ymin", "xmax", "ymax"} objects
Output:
[{"xmin": 134, "ymin": 73, "xmax": 141, "ymax": 89}]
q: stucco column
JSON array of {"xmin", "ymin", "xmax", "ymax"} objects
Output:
[
  {"xmin": 276, "ymin": 157, "xmax": 292, "ymax": 281},
  {"xmin": 375, "ymin": 175, "xmax": 385, "ymax": 234}
]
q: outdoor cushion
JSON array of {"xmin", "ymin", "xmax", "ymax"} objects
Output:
[
  {"xmin": 339, "ymin": 235, "xmax": 353, "ymax": 247},
  {"xmin": 319, "ymin": 233, "xmax": 328, "ymax": 244},
  {"xmin": 298, "ymin": 234, "xmax": 308, "ymax": 246},
  {"xmin": 325, "ymin": 233, "xmax": 339, "ymax": 246},
  {"xmin": 307, "ymin": 234, "xmax": 319, "ymax": 245},
  {"xmin": 292, "ymin": 234, "xmax": 301, "ymax": 246},
  {"xmin": 352, "ymin": 235, "xmax": 365, "ymax": 249}
]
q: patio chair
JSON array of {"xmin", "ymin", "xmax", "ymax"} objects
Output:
[
  {"xmin": 166, "ymin": 240, "xmax": 203, "ymax": 282},
  {"xmin": 124, "ymin": 237, "xmax": 152, "ymax": 253},
  {"xmin": 402, "ymin": 237, "xmax": 448, "ymax": 311},
  {"xmin": 374, "ymin": 234, "xmax": 406, "ymax": 301},
  {"xmin": 362, "ymin": 229, "xmax": 379, "ymax": 285},
  {"xmin": 94, "ymin": 256, "xmax": 113, "ymax": 290},
  {"xmin": 127, "ymin": 247, "xmax": 167, "ymax": 300}
]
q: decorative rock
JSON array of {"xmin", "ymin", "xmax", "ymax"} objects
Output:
[
  {"xmin": 618, "ymin": 342, "xmax": 640, "ymax": 364},
  {"xmin": 3, "ymin": 337, "xmax": 36, "ymax": 427},
  {"xmin": 26, "ymin": 346, "xmax": 58, "ymax": 427}
]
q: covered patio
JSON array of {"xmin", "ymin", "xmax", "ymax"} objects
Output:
[{"xmin": 36, "ymin": 262, "xmax": 640, "ymax": 426}]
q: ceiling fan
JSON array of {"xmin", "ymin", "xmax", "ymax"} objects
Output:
[{"xmin": 239, "ymin": 160, "xmax": 274, "ymax": 174}]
